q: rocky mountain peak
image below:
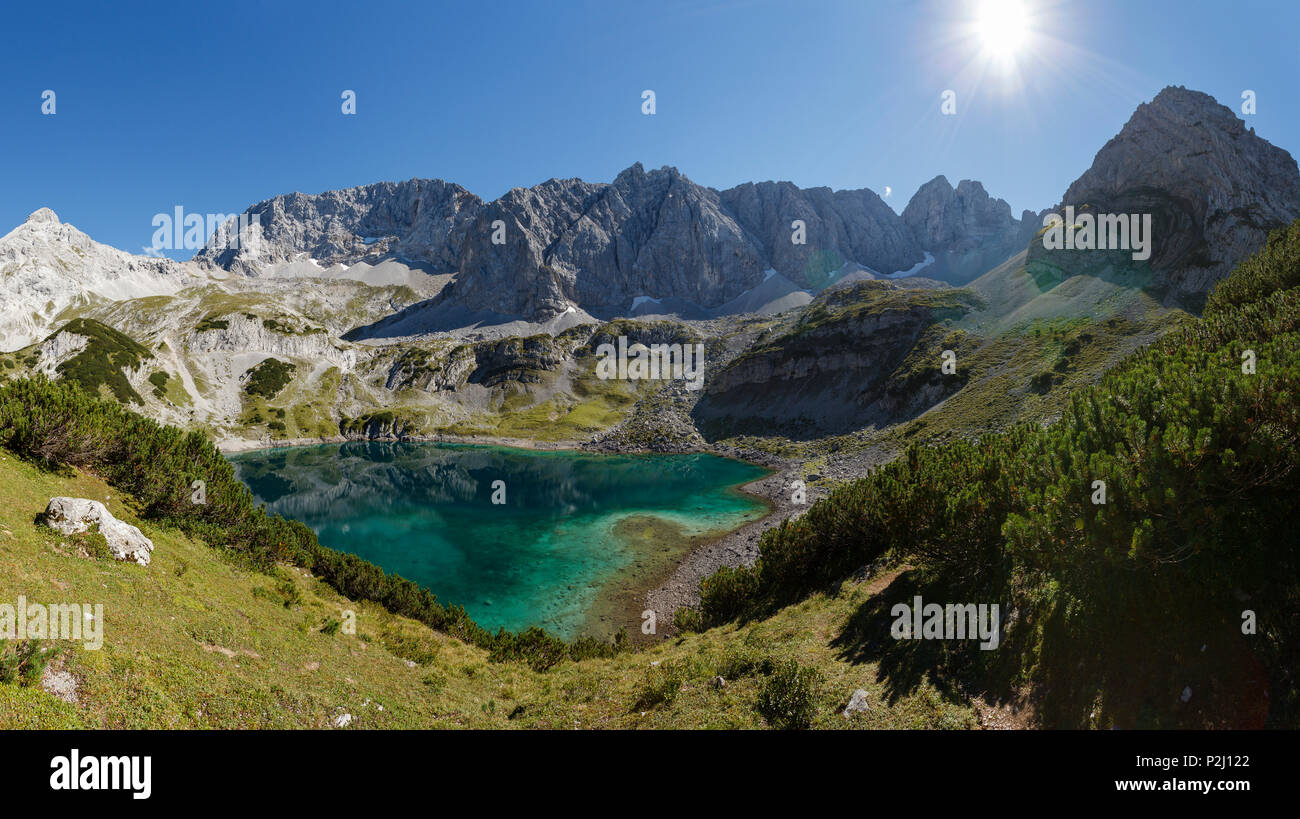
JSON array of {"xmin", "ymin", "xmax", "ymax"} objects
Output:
[
  {"xmin": 716, "ymin": 178, "xmax": 925, "ymax": 286},
  {"xmin": 26, "ymin": 207, "xmax": 60, "ymax": 224},
  {"xmin": 613, "ymin": 161, "xmax": 647, "ymax": 186},
  {"xmin": 903, "ymin": 174, "xmax": 1020, "ymax": 254},
  {"xmin": 1142, "ymin": 86, "xmax": 1250, "ymax": 135},
  {"xmin": 193, "ymin": 178, "xmax": 484, "ymax": 275},
  {"xmin": 0, "ymin": 211, "xmax": 198, "ymax": 352},
  {"xmin": 1046, "ymin": 85, "xmax": 1300, "ymax": 300},
  {"xmin": 1061, "ymin": 85, "xmax": 1292, "ymax": 208},
  {"xmin": 611, "ymin": 163, "xmax": 692, "ymax": 198}
]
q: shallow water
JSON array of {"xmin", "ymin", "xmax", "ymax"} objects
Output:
[{"xmin": 228, "ymin": 441, "xmax": 768, "ymax": 638}]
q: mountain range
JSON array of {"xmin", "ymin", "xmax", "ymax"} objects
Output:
[
  {"xmin": 193, "ymin": 158, "xmax": 1041, "ymax": 336},
  {"xmin": 2, "ymin": 85, "xmax": 1297, "ymax": 450}
]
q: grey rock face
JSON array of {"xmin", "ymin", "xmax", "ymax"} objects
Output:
[
  {"xmin": 384, "ymin": 334, "xmax": 574, "ymax": 393},
  {"xmin": 198, "ymin": 164, "xmax": 940, "ymax": 326},
  {"xmin": 843, "ymin": 689, "xmax": 870, "ymax": 717},
  {"xmin": 195, "ymin": 179, "xmax": 483, "ymax": 275},
  {"xmin": 693, "ymin": 281, "xmax": 971, "ymax": 436},
  {"xmin": 1035, "ymin": 86, "xmax": 1300, "ymax": 301},
  {"xmin": 465, "ymin": 336, "xmax": 569, "ymax": 387},
  {"xmin": 438, "ymin": 164, "xmax": 773, "ymax": 319},
  {"xmin": 901, "ymin": 176, "xmax": 1035, "ymax": 285},
  {"xmin": 719, "ymin": 180, "xmax": 925, "ymax": 285},
  {"xmin": 903, "ymin": 175, "xmax": 1019, "ymax": 254}
]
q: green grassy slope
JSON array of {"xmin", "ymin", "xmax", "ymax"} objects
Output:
[{"xmin": 0, "ymin": 452, "xmax": 975, "ymax": 729}]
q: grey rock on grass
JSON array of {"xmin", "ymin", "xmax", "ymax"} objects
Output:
[{"xmin": 42, "ymin": 497, "xmax": 154, "ymax": 567}]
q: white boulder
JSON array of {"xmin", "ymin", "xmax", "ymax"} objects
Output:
[
  {"xmin": 843, "ymin": 689, "xmax": 871, "ymax": 718},
  {"xmin": 42, "ymin": 497, "xmax": 154, "ymax": 567}
]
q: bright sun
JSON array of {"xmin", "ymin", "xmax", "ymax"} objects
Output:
[{"xmin": 975, "ymin": 0, "xmax": 1029, "ymax": 67}]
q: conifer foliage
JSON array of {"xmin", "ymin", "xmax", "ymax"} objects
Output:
[
  {"xmin": 689, "ymin": 220, "xmax": 1300, "ymax": 726},
  {"xmin": 0, "ymin": 376, "xmax": 620, "ymax": 670}
]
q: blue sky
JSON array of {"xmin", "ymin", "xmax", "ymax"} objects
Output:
[{"xmin": 2, "ymin": 0, "xmax": 1297, "ymax": 258}]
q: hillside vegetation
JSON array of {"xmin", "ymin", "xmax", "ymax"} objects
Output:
[
  {"xmin": 677, "ymin": 220, "xmax": 1300, "ymax": 728},
  {"xmin": 0, "ymin": 445, "xmax": 972, "ymax": 729},
  {"xmin": 0, "ymin": 375, "xmax": 624, "ymax": 670}
]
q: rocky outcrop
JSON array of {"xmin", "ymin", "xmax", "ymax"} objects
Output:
[
  {"xmin": 338, "ymin": 410, "xmax": 421, "ymax": 440},
  {"xmin": 901, "ymin": 176, "xmax": 1037, "ymax": 285},
  {"xmin": 193, "ymin": 179, "xmax": 483, "ymax": 275},
  {"xmin": 1029, "ymin": 86, "xmax": 1300, "ymax": 302},
  {"xmin": 0, "ymin": 209, "xmax": 196, "ymax": 351},
  {"xmin": 33, "ymin": 330, "xmax": 91, "ymax": 376},
  {"xmin": 903, "ymin": 176, "xmax": 1019, "ymax": 253},
  {"xmin": 587, "ymin": 318, "xmax": 699, "ymax": 349},
  {"xmin": 385, "ymin": 345, "xmax": 477, "ymax": 392},
  {"xmin": 185, "ymin": 313, "xmax": 358, "ymax": 371},
  {"xmin": 719, "ymin": 180, "xmax": 924, "ymax": 285},
  {"xmin": 41, "ymin": 497, "xmax": 155, "ymax": 567},
  {"xmin": 693, "ymin": 281, "xmax": 974, "ymax": 436},
  {"xmin": 385, "ymin": 334, "xmax": 569, "ymax": 392},
  {"xmin": 465, "ymin": 335, "xmax": 568, "ymax": 387},
  {"xmin": 843, "ymin": 689, "xmax": 871, "ymax": 717}
]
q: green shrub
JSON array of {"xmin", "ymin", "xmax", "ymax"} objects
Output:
[
  {"xmin": 254, "ymin": 576, "xmax": 302, "ymax": 608},
  {"xmin": 195, "ymin": 315, "xmax": 229, "ymax": 333},
  {"xmin": 757, "ymin": 659, "xmax": 822, "ymax": 729},
  {"xmin": 697, "ymin": 564, "xmax": 761, "ymax": 624},
  {"xmin": 262, "ymin": 317, "xmax": 324, "ymax": 336},
  {"xmin": 148, "ymin": 371, "xmax": 169, "ymax": 398},
  {"xmin": 243, "ymin": 358, "xmax": 296, "ymax": 399},
  {"xmin": 50, "ymin": 318, "xmax": 152, "ymax": 404},
  {"xmin": 487, "ymin": 626, "xmax": 573, "ymax": 672},
  {"xmin": 715, "ymin": 644, "xmax": 775, "ymax": 680},
  {"xmin": 634, "ymin": 661, "xmax": 688, "ymax": 710},
  {"xmin": 1204, "ymin": 220, "xmax": 1300, "ymax": 315},
  {"xmin": 0, "ymin": 641, "xmax": 58, "ymax": 687},
  {"xmin": 569, "ymin": 629, "xmax": 627, "ymax": 662},
  {"xmin": 382, "ymin": 630, "xmax": 440, "ymax": 666},
  {"xmin": 671, "ymin": 606, "xmax": 704, "ymax": 633},
  {"xmin": 72, "ymin": 527, "xmax": 112, "ymax": 561}
]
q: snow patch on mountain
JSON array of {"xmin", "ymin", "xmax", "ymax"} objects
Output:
[{"xmin": 885, "ymin": 251, "xmax": 936, "ymax": 278}]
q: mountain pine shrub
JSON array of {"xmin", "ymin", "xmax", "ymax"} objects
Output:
[
  {"xmin": 688, "ymin": 220, "xmax": 1300, "ymax": 725},
  {"xmin": 0, "ymin": 374, "xmax": 623, "ymax": 670}
]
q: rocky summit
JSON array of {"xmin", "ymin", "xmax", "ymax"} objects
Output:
[
  {"xmin": 1031, "ymin": 86, "xmax": 1300, "ymax": 302},
  {"xmin": 196, "ymin": 163, "xmax": 1018, "ymax": 334},
  {"xmin": 902, "ymin": 176, "xmax": 1041, "ymax": 285},
  {"xmin": 0, "ymin": 208, "xmax": 198, "ymax": 350}
]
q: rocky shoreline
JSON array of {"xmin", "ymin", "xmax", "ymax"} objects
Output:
[
  {"xmin": 644, "ymin": 465, "xmax": 800, "ymax": 630},
  {"xmin": 216, "ymin": 431, "xmax": 606, "ymax": 455}
]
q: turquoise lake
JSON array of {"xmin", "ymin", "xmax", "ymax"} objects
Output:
[{"xmin": 228, "ymin": 442, "xmax": 768, "ymax": 638}]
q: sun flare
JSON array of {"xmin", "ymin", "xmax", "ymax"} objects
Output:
[{"xmin": 975, "ymin": 0, "xmax": 1030, "ymax": 68}]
